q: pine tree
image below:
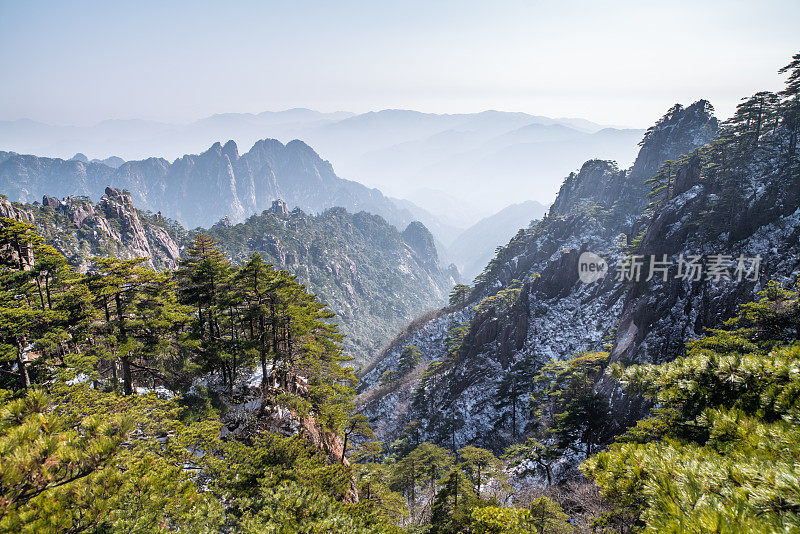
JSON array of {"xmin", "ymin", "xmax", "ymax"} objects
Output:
[
  {"xmin": 494, "ymin": 356, "xmax": 536, "ymax": 438},
  {"xmin": 448, "ymin": 284, "xmax": 471, "ymax": 307},
  {"xmin": 530, "ymin": 352, "xmax": 610, "ymax": 460},
  {"xmin": 342, "ymin": 413, "xmax": 374, "ymax": 463},
  {"xmin": 778, "ymin": 52, "xmax": 800, "ymax": 159},
  {"xmin": 458, "ymin": 446, "xmax": 504, "ymax": 497},
  {"xmin": 0, "ymin": 220, "xmax": 88, "ymax": 390},
  {"xmin": 584, "ymin": 282, "xmax": 800, "ymax": 532},
  {"xmin": 87, "ymin": 257, "xmax": 157, "ymax": 394},
  {"xmin": 503, "ymin": 437, "xmax": 559, "ymax": 487},
  {"xmin": 644, "ymin": 159, "xmax": 681, "ymax": 210},
  {"xmin": 233, "ymin": 253, "xmax": 289, "ymax": 388},
  {"xmin": 429, "ymin": 467, "xmax": 476, "ymax": 534},
  {"xmin": 175, "ymin": 234, "xmax": 233, "ymax": 386}
]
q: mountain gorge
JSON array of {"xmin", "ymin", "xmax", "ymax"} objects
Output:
[
  {"xmin": 356, "ymin": 99, "xmax": 732, "ymax": 453},
  {"xmin": 2, "ymin": 47, "xmax": 798, "ymax": 533},
  {"xmin": 448, "ymin": 200, "xmax": 548, "ymax": 281},
  {"xmin": 354, "ymin": 73, "xmax": 800, "ymax": 527}
]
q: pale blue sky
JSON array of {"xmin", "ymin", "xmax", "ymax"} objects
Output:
[{"xmin": 1, "ymin": 0, "xmax": 797, "ymax": 127}]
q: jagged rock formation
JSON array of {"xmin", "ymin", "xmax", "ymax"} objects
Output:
[
  {"xmin": 0, "ymin": 139, "xmax": 423, "ymax": 232},
  {"xmin": 0, "ymin": 195, "xmax": 35, "ymax": 223},
  {"xmin": 207, "ymin": 206, "xmax": 459, "ymax": 364},
  {"xmin": 401, "ymin": 221, "xmax": 439, "ymax": 269},
  {"xmin": 2, "ymin": 187, "xmax": 181, "ymax": 271},
  {"xmin": 357, "ymin": 101, "xmax": 727, "ymax": 459}
]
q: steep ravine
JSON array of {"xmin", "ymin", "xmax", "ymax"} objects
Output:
[{"xmin": 357, "ymin": 101, "xmax": 731, "ymax": 457}]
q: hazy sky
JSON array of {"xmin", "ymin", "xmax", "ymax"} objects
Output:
[{"xmin": 1, "ymin": 0, "xmax": 798, "ymax": 127}]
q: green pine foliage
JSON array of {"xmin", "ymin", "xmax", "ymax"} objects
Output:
[
  {"xmin": 0, "ymin": 221, "xmax": 402, "ymax": 532},
  {"xmin": 583, "ymin": 282, "xmax": 800, "ymax": 532}
]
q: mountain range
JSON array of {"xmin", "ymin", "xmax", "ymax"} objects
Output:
[
  {"xmin": 0, "ymin": 135, "xmax": 555, "ymax": 282},
  {"xmin": 0, "ymin": 109, "xmax": 643, "ymax": 223},
  {"xmin": 0, "ymin": 139, "xmax": 422, "ymax": 233}
]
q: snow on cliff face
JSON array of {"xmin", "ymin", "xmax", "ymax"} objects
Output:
[{"xmin": 356, "ymin": 100, "xmax": 742, "ymax": 454}]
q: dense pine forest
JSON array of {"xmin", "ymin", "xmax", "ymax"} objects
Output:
[{"xmin": 1, "ymin": 37, "xmax": 799, "ymax": 534}]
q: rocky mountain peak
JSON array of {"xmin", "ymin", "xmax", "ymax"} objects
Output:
[
  {"xmin": 546, "ymin": 101, "xmax": 718, "ymax": 222},
  {"xmin": 402, "ymin": 221, "xmax": 438, "ymax": 264},
  {"xmin": 1, "ymin": 191, "xmax": 181, "ymax": 272},
  {"xmin": 101, "ymin": 185, "xmax": 133, "ymax": 206},
  {"xmin": 222, "ymin": 139, "xmax": 239, "ymax": 160},
  {"xmin": 547, "ymin": 159, "xmax": 626, "ymax": 218},
  {"xmin": 630, "ymin": 99, "xmax": 718, "ymax": 182},
  {"xmin": 271, "ymin": 199, "xmax": 289, "ymax": 216},
  {"xmin": 0, "ymin": 138, "xmax": 421, "ymax": 236}
]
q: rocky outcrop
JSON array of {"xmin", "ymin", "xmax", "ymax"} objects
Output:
[
  {"xmin": 0, "ymin": 195, "xmax": 35, "ymax": 223},
  {"xmin": 1, "ymin": 189, "xmax": 181, "ymax": 272},
  {"xmin": 271, "ymin": 199, "xmax": 289, "ymax": 216},
  {"xmin": 630, "ymin": 100, "xmax": 718, "ymax": 183},
  {"xmin": 402, "ymin": 221, "xmax": 439, "ymax": 268}
]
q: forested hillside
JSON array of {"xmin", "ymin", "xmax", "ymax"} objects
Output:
[
  {"xmin": 0, "ymin": 193, "xmax": 455, "ymax": 366},
  {"xmin": 206, "ymin": 202, "xmax": 458, "ymax": 364},
  {"xmin": 0, "ymin": 223, "xmax": 397, "ymax": 532},
  {"xmin": 357, "ymin": 99, "xmax": 720, "ymax": 449},
  {"xmin": 2, "ymin": 39, "xmax": 799, "ymax": 534}
]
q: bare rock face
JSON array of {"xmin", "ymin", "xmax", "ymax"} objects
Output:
[
  {"xmin": 630, "ymin": 100, "xmax": 718, "ymax": 182},
  {"xmin": 97, "ymin": 186, "xmax": 152, "ymax": 259},
  {"xmin": 0, "ymin": 190, "xmax": 181, "ymax": 272},
  {"xmin": 0, "ymin": 197, "xmax": 36, "ymax": 267},
  {"xmin": 547, "ymin": 160, "xmax": 628, "ymax": 218},
  {"xmin": 271, "ymin": 199, "xmax": 289, "ymax": 216},
  {"xmin": 0, "ymin": 196, "xmax": 35, "ymax": 223},
  {"xmin": 402, "ymin": 221, "xmax": 438, "ymax": 264}
]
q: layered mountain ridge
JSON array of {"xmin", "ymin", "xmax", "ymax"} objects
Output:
[
  {"xmin": 0, "ymin": 139, "xmax": 421, "ymax": 232},
  {"xmin": 0, "ymin": 109, "xmax": 644, "ymax": 221}
]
